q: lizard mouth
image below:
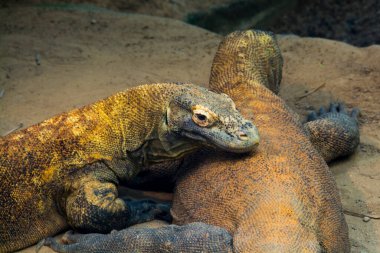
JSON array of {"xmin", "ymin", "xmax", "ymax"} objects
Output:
[
  {"xmin": 181, "ymin": 130, "xmax": 208, "ymax": 144},
  {"xmin": 182, "ymin": 130, "xmax": 259, "ymax": 153}
]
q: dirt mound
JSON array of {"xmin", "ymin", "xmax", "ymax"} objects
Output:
[{"xmin": 0, "ymin": 6, "xmax": 378, "ymax": 253}]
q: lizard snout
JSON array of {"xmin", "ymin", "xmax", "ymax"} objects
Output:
[{"xmin": 229, "ymin": 123, "xmax": 260, "ymax": 153}]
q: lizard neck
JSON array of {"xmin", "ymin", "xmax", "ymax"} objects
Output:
[{"xmin": 127, "ymin": 118, "xmax": 201, "ymax": 168}]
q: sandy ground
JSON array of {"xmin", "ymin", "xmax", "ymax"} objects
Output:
[{"xmin": 0, "ymin": 6, "xmax": 379, "ymax": 253}]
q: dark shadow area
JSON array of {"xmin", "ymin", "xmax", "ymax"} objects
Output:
[
  {"xmin": 1, "ymin": 0, "xmax": 378, "ymax": 47},
  {"xmin": 186, "ymin": 0, "xmax": 379, "ymax": 47}
]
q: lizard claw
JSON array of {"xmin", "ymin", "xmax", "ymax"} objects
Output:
[
  {"xmin": 61, "ymin": 230, "xmax": 77, "ymax": 244},
  {"xmin": 35, "ymin": 238, "xmax": 45, "ymax": 253},
  {"xmin": 318, "ymin": 106, "xmax": 326, "ymax": 115},
  {"xmin": 351, "ymin": 108, "xmax": 360, "ymax": 119},
  {"xmin": 307, "ymin": 102, "xmax": 359, "ymax": 122},
  {"xmin": 329, "ymin": 103, "xmax": 338, "ymax": 113},
  {"xmin": 35, "ymin": 238, "xmax": 54, "ymax": 253},
  {"xmin": 337, "ymin": 103, "xmax": 347, "ymax": 113},
  {"xmin": 307, "ymin": 111, "xmax": 318, "ymax": 121}
]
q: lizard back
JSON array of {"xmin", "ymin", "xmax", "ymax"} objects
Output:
[{"xmin": 172, "ymin": 31, "xmax": 349, "ymax": 252}]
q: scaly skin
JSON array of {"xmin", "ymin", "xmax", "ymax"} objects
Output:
[
  {"xmin": 0, "ymin": 82, "xmax": 259, "ymax": 252},
  {"xmin": 172, "ymin": 30, "xmax": 352, "ymax": 252},
  {"xmin": 305, "ymin": 103, "xmax": 360, "ymax": 163},
  {"xmin": 39, "ymin": 223, "xmax": 233, "ymax": 253},
  {"xmin": 42, "ymin": 31, "xmax": 358, "ymax": 253}
]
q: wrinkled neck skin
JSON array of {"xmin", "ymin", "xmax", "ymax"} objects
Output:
[{"xmin": 127, "ymin": 116, "xmax": 201, "ymax": 171}]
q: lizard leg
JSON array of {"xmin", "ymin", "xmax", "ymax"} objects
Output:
[
  {"xmin": 65, "ymin": 178, "xmax": 171, "ymax": 233},
  {"xmin": 304, "ymin": 102, "xmax": 360, "ymax": 162},
  {"xmin": 38, "ymin": 223, "xmax": 233, "ymax": 253}
]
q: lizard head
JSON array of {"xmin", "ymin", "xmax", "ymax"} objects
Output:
[{"xmin": 166, "ymin": 85, "xmax": 259, "ymax": 153}]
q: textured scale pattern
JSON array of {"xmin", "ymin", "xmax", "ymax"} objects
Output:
[
  {"xmin": 209, "ymin": 30, "xmax": 283, "ymax": 95},
  {"xmin": 305, "ymin": 103, "xmax": 360, "ymax": 162},
  {"xmin": 39, "ymin": 223, "xmax": 233, "ymax": 253},
  {"xmin": 0, "ymin": 82, "xmax": 258, "ymax": 252},
  {"xmin": 40, "ymin": 30, "xmax": 358, "ymax": 253},
  {"xmin": 172, "ymin": 30, "xmax": 351, "ymax": 252}
]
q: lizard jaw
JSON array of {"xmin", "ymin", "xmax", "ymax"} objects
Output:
[{"xmin": 181, "ymin": 128, "xmax": 259, "ymax": 154}]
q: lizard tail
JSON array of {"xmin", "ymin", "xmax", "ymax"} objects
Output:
[{"xmin": 37, "ymin": 223, "xmax": 233, "ymax": 253}]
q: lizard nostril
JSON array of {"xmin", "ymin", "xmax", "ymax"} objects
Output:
[{"xmin": 237, "ymin": 131, "xmax": 248, "ymax": 140}]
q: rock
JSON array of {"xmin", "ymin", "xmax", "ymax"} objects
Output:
[{"xmin": 363, "ymin": 216, "xmax": 371, "ymax": 222}]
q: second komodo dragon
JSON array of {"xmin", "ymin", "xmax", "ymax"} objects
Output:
[
  {"xmin": 0, "ymin": 83, "xmax": 260, "ymax": 252},
  {"xmin": 41, "ymin": 31, "xmax": 359, "ymax": 252},
  {"xmin": 171, "ymin": 31, "xmax": 359, "ymax": 252}
]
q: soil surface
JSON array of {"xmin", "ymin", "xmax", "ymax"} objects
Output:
[{"xmin": 0, "ymin": 6, "xmax": 379, "ymax": 253}]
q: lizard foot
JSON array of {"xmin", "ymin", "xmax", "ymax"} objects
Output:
[
  {"xmin": 304, "ymin": 102, "xmax": 360, "ymax": 162},
  {"xmin": 307, "ymin": 102, "xmax": 359, "ymax": 122},
  {"xmin": 126, "ymin": 199, "xmax": 172, "ymax": 226},
  {"xmin": 36, "ymin": 237, "xmax": 66, "ymax": 253},
  {"xmin": 36, "ymin": 230, "xmax": 125, "ymax": 253},
  {"xmin": 36, "ymin": 232, "xmax": 100, "ymax": 253}
]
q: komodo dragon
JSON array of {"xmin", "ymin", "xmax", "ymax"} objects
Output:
[
  {"xmin": 40, "ymin": 31, "xmax": 359, "ymax": 252},
  {"xmin": 0, "ymin": 83, "xmax": 260, "ymax": 252}
]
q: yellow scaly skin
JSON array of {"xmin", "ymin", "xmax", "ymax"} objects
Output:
[{"xmin": 0, "ymin": 82, "xmax": 259, "ymax": 252}]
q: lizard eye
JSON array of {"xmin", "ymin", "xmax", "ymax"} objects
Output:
[
  {"xmin": 192, "ymin": 105, "xmax": 217, "ymax": 127},
  {"xmin": 195, "ymin": 113, "xmax": 207, "ymax": 121},
  {"xmin": 192, "ymin": 112, "xmax": 209, "ymax": 127}
]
